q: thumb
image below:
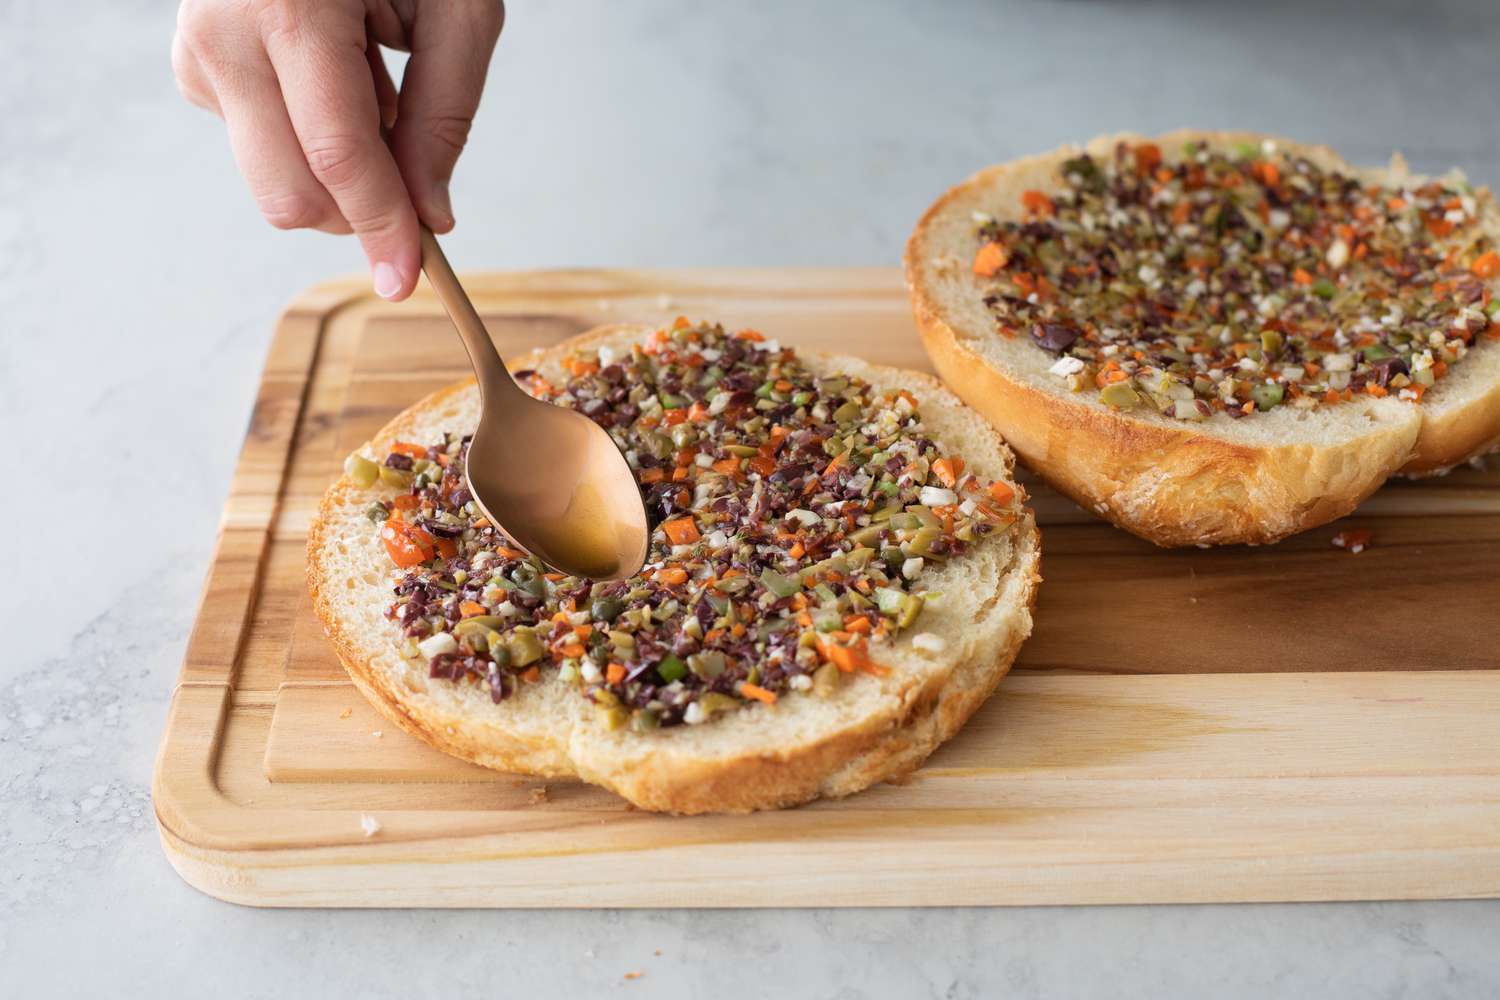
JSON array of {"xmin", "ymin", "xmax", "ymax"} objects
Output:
[{"xmin": 390, "ymin": 1, "xmax": 505, "ymax": 233}]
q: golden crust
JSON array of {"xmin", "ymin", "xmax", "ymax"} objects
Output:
[
  {"xmin": 307, "ymin": 325, "xmax": 1041, "ymax": 813},
  {"xmin": 906, "ymin": 129, "xmax": 1500, "ymax": 545}
]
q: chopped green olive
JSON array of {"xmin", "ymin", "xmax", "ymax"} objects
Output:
[
  {"xmin": 1099, "ymin": 382, "xmax": 1141, "ymax": 409},
  {"xmin": 344, "ymin": 454, "xmax": 379, "ymax": 488},
  {"xmin": 590, "ymin": 597, "xmax": 625, "ymax": 623},
  {"xmin": 365, "ymin": 501, "xmax": 390, "ymax": 524},
  {"xmin": 506, "ymin": 630, "xmax": 544, "ymax": 667},
  {"xmin": 656, "ymin": 654, "xmax": 688, "ymax": 684},
  {"xmin": 1251, "ymin": 382, "xmax": 1285, "ymax": 411},
  {"xmin": 378, "ymin": 465, "xmax": 413, "ymax": 488}
]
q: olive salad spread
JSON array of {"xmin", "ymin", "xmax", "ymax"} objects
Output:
[
  {"xmin": 343, "ymin": 321, "xmax": 1022, "ymax": 732},
  {"xmin": 970, "ymin": 140, "xmax": 1500, "ymax": 418}
]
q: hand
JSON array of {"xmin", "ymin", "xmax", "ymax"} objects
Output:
[{"xmin": 172, "ymin": 0, "xmax": 505, "ymax": 300}]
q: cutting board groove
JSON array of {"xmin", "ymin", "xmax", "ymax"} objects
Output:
[{"xmin": 152, "ymin": 268, "xmax": 1500, "ymax": 907}]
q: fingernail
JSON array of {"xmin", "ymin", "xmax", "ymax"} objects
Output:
[
  {"xmin": 433, "ymin": 184, "xmax": 454, "ymax": 231},
  {"xmin": 373, "ymin": 261, "xmax": 403, "ymax": 300}
]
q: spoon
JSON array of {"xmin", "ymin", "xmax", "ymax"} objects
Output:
[{"xmin": 416, "ymin": 227, "xmax": 650, "ymax": 580}]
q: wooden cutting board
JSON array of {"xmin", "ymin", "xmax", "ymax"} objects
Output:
[{"xmin": 152, "ymin": 268, "xmax": 1500, "ymax": 907}]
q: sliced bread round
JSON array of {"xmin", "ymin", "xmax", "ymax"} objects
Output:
[
  {"xmin": 906, "ymin": 130, "xmax": 1500, "ymax": 546},
  {"xmin": 307, "ymin": 324, "xmax": 1041, "ymax": 813}
]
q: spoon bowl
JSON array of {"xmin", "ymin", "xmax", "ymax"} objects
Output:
[{"xmin": 417, "ymin": 229, "xmax": 649, "ymax": 580}]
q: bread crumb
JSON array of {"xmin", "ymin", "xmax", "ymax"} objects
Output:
[
  {"xmin": 338, "ymin": 707, "xmax": 352, "ymax": 719},
  {"xmin": 528, "ymin": 786, "xmax": 549, "ymax": 805},
  {"xmin": 371, "ymin": 730, "xmax": 383, "ymax": 738},
  {"xmin": 623, "ymin": 971, "xmax": 644, "ymax": 982},
  {"xmin": 655, "ymin": 293, "xmax": 673, "ymax": 310},
  {"xmin": 360, "ymin": 814, "xmax": 381, "ymax": 837}
]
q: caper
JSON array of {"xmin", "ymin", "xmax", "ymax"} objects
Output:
[
  {"xmin": 344, "ymin": 454, "xmax": 379, "ymax": 488},
  {"xmin": 1260, "ymin": 329, "xmax": 1283, "ymax": 355},
  {"xmin": 365, "ymin": 501, "xmax": 390, "ymax": 524}
]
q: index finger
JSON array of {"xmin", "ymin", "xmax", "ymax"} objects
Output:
[{"xmin": 259, "ymin": 4, "xmax": 420, "ymax": 299}]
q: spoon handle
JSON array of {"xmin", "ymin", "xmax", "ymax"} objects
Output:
[{"xmin": 417, "ymin": 227, "xmax": 524, "ymax": 401}]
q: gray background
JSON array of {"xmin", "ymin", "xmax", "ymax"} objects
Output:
[{"xmin": 4, "ymin": 0, "xmax": 1499, "ymax": 996}]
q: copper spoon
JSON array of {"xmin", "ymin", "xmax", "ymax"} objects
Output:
[{"xmin": 416, "ymin": 228, "xmax": 649, "ymax": 580}]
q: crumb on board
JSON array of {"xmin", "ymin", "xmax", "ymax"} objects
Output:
[
  {"xmin": 528, "ymin": 786, "xmax": 550, "ymax": 805},
  {"xmin": 1332, "ymin": 528, "xmax": 1373, "ymax": 554},
  {"xmin": 371, "ymin": 730, "xmax": 383, "ymax": 738},
  {"xmin": 338, "ymin": 707, "xmax": 352, "ymax": 719},
  {"xmin": 655, "ymin": 293, "xmax": 673, "ymax": 309},
  {"xmin": 360, "ymin": 814, "xmax": 381, "ymax": 837},
  {"xmin": 623, "ymin": 971, "xmax": 644, "ymax": 982}
]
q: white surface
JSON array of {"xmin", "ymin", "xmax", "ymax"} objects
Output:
[{"xmin": 4, "ymin": 0, "xmax": 1500, "ymax": 996}]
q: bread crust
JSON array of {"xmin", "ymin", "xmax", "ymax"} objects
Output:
[
  {"xmin": 307, "ymin": 325, "xmax": 1041, "ymax": 813},
  {"xmin": 906, "ymin": 129, "xmax": 1500, "ymax": 545}
]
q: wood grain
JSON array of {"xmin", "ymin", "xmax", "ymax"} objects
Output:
[{"xmin": 153, "ymin": 268, "xmax": 1500, "ymax": 907}]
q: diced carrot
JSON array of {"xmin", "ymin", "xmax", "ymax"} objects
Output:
[
  {"xmin": 736, "ymin": 329, "xmax": 765, "ymax": 342},
  {"xmin": 564, "ymin": 357, "xmax": 600, "ymax": 377},
  {"xmin": 1292, "ymin": 267, "xmax": 1314, "ymax": 285},
  {"xmin": 1473, "ymin": 251, "xmax": 1500, "ymax": 280},
  {"xmin": 823, "ymin": 452, "xmax": 847, "ymax": 476},
  {"xmin": 988, "ymin": 481, "xmax": 1015, "ymax": 505},
  {"xmin": 519, "ymin": 666, "xmax": 540, "ymax": 683},
  {"xmin": 932, "ymin": 457, "xmax": 965, "ymax": 489},
  {"xmin": 434, "ymin": 537, "xmax": 457, "ymax": 559},
  {"xmin": 748, "ymin": 454, "xmax": 776, "ymax": 478},
  {"xmin": 787, "ymin": 541, "xmax": 805, "ymax": 561},
  {"xmin": 662, "ymin": 408, "xmax": 688, "ymax": 427},
  {"xmin": 730, "ymin": 622, "xmax": 746, "ymax": 638},
  {"xmin": 459, "ymin": 601, "xmax": 487, "ymax": 618},
  {"xmin": 740, "ymin": 683, "xmax": 777, "ymax": 705},
  {"xmin": 1133, "ymin": 143, "xmax": 1162, "ymax": 175},
  {"xmin": 1021, "ymin": 190, "xmax": 1055, "ymax": 217},
  {"xmin": 1426, "ymin": 216, "xmax": 1455, "ymax": 238},
  {"xmin": 843, "ymin": 616, "xmax": 872, "ymax": 634},
  {"xmin": 662, "ymin": 516, "xmax": 700, "ymax": 546},
  {"xmin": 381, "ymin": 517, "xmax": 436, "ymax": 569},
  {"xmin": 1250, "ymin": 160, "xmax": 1280, "ymax": 188},
  {"xmin": 391, "ymin": 441, "xmax": 427, "ymax": 458},
  {"xmin": 560, "ymin": 642, "xmax": 585, "ymax": 659},
  {"xmin": 391, "ymin": 494, "xmax": 420, "ymax": 511},
  {"xmin": 640, "ymin": 467, "xmax": 666, "ymax": 484},
  {"xmin": 1365, "ymin": 383, "xmax": 1389, "ymax": 397},
  {"xmin": 606, "ymin": 662, "xmax": 626, "ymax": 684},
  {"xmin": 712, "ymin": 458, "xmax": 742, "ymax": 476},
  {"xmin": 773, "ymin": 379, "xmax": 794, "ymax": 392},
  {"xmin": 657, "ymin": 567, "xmax": 689, "ymax": 586},
  {"xmin": 672, "ymin": 316, "xmax": 692, "ymax": 330},
  {"xmin": 672, "ymin": 467, "xmax": 690, "ymax": 481},
  {"xmin": 1171, "ymin": 201, "xmax": 1192, "ymax": 226},
  {"xmin": 972, "ymin": 241, "xmax": 1009, "ymax": 277}
]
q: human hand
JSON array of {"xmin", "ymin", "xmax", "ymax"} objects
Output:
[{"xmin": 172, "ymin": 0, "xmax": 505, "ymax": 300}]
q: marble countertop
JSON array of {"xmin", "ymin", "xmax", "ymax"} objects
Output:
[{"xmin": 4, "ymin": 0, "xmax": 1499, "ymax": 995}]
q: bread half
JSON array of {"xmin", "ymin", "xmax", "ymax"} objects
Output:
[
  {"xmin": 307, "ymin": 324, "xmax": 1040, "ymax": 813},
  {"xmin": 907, "ymin": 130, "xmax": 1500, "ymax": 546}
]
